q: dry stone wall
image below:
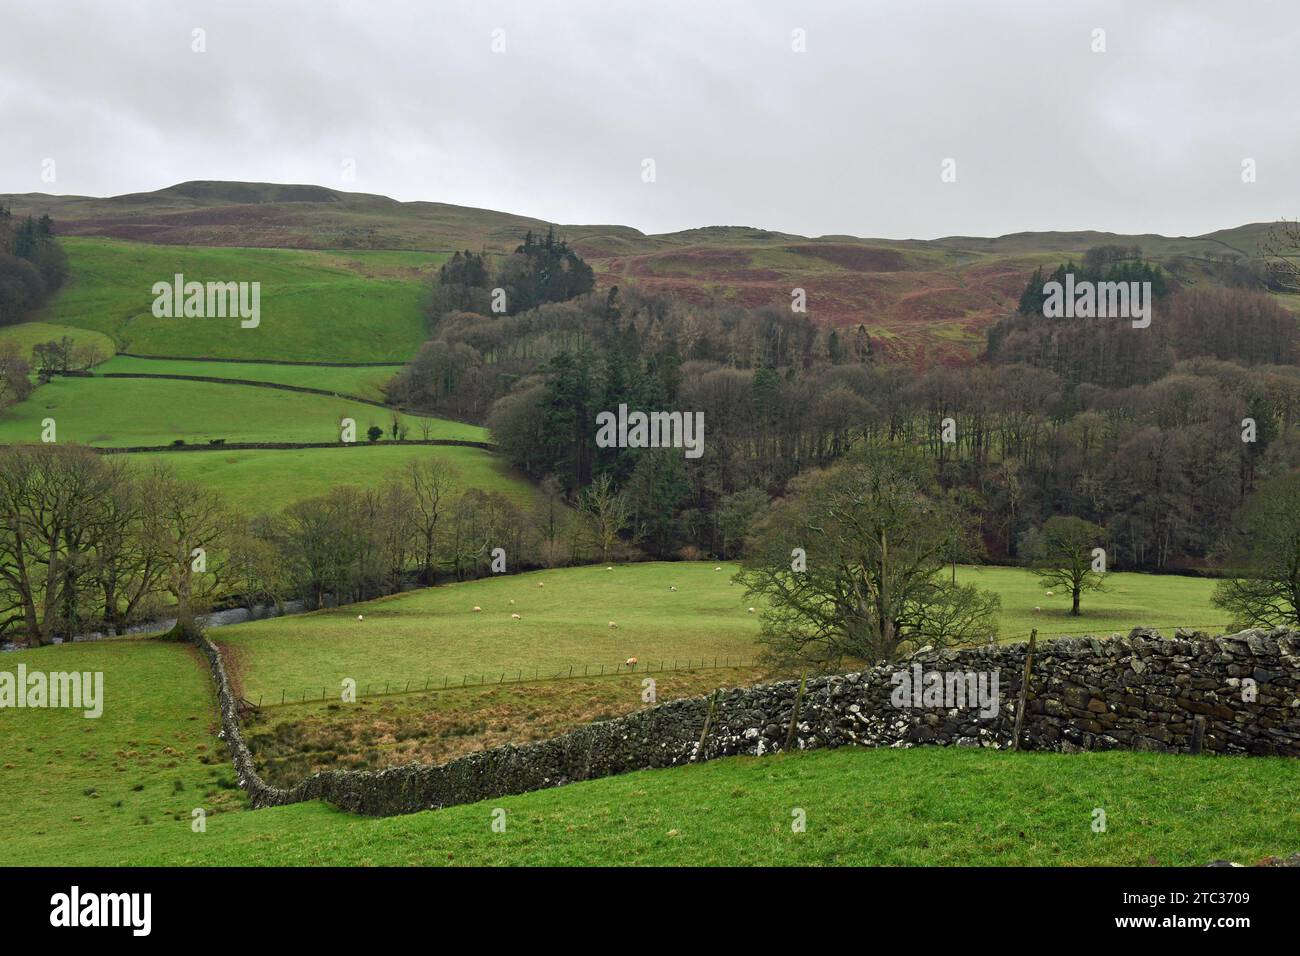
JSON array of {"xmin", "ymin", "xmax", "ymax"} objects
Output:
[{"xmin": 198, "ymin": 626, "xmax": 1300, "ymax": 818}]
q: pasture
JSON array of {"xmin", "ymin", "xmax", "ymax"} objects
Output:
[
  {"xmin": 0, "ymin": 560, "xmax": 1270, "ymax": 868},
  {"xmin": 34, "ymin": 237, "xmax": 439, "ymax": 362},
  {"xmin": 0, "ymin": 640, "xmax": 244, "ymax": 867},
  {"xmin": 0, "ymin": 375, "xmax": 484, "ymax": 446},
  {"xmin": 217, "ymin": 563, "xmax": 760, "ymax": 703},
  {"xmin": 0, "ymin": 321, "xmax": 117, "ymax": 363},
  {"xmin": 216, "ymin": 562, "xmax": 1225, "ymax": 705},
  {"xmin": 98, "ymin": 355, "xmax": 404, "ymax": 402},
  {"xmin": 130, "ymin": 444, "xmax": 535, "ymax": 514},
  {"xmin": 3, "ymin": 635, "xmax": 1295, "ymax": 869}
]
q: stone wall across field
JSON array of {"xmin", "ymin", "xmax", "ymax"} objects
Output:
[{"xmin": 198, "ymin": 627, "xmax": 1300, "ymax": 818}]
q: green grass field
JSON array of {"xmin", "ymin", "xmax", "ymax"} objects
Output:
[
  {"xmin": 218, "ymin": 563, "xmax": 760, "ymax": 702},
  {"xmin": 216, "ymin": 562, "xmax": 1225, "ymax": 704},
  {"xmin": 0, "ymin": 640, "xmax": 245, "ymax": 867},
  {"xmin": 1, "ymin": 636, "xmax": 1295, "ymax": 866},
  {"xmin": 0, "ymin": 375, "xmax": 484, "ymax": 446},
  {"xmin": 955, "ymin": 565, "xmax": 1230, "ymax": 640},
  {"xmin": 0, "ymin": 321, "xmax": 117, "ymax": 363},
  {"xmin": 36, "ymin": 237, "xmax": 440, "ymax": 362},
  {"xmin": 130, "ymin": 444, "xmax": 534, "ymax": 514},
  {"xmin": 97, "ymin": 356, "xmax": 404, "ymax": 402},
  {"xmin": 0, "ymin": 562, "xmax": 1280, "ymax": 868}
]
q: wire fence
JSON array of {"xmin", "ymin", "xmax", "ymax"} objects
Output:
[
  {"xmin": 254, "ymin": 656, "xmax": 761, "ymax": 709},
  {"xmin": 249, "ymin": 623, "xmax": 1238, "ymax": 710}
]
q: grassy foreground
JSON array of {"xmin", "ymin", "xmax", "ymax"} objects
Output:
[
  {"xmin": 0, "ymin": 375, "xmax": 484, "ymax": 446},
  {"xmin": 37, "ymin": 237, "xmax": 439, "ymax": 362},
  {"xmin": 5, "ymin": 637, "xmax": 1297, "ymax": 870}
]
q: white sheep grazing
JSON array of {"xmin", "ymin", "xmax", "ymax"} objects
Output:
[
  {"xmin": 747, "ymin": 607, "xmax": 755, "ymax": 613},
  {"xmin": 537, "ymin": 581, "xmax": 545, "ymax": 588},
  {"xmin": 714, "ymin": 566, "xmax": 722, "ymax": 571},
  {"xmin": 509, "ymin": 599, "xmax": 515, "ymax": 605},
  {"xmin": 625, "ymin": 656, "xmax": 638, "ymax": 666},
  {"xmin": 1033, "ymin": 606, "xmax": 1042, "ymax": 613},
  {"xmin": 472, "ymin": 606, "xmax": 482, "ymax": 613},
  {"xmin": 608, "ymin": 621, "xmax": 619, "ymax": 629},
  {"xmin": 669, "ymin": 585, "xmax": 677, "ymax": 592},
  {"xmin": 357, "ymin": 614, "xmax": 364, "ymax": 622},
  {"xmin": 511, "ymin": 613, "xmax": 521, "ymax": 620},
  {"xmin": 1045, "ymin": 591, "xmax": 1054, "ymax": 597},
  {"xmin": 606, "ymin": 567, "xmax": 614, "ymax": 571}
]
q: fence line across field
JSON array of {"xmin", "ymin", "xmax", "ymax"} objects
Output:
[
  {"xmin": 255, "ymin": 656, "xmax": 759, "ymax": 709},
  {"xmin": 249, "ymin": 621, "xmax": 1234, "ymax": 710}
]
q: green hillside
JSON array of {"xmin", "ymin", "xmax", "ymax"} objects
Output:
[
  {"xmin": 131, "ymin": 444, "xmax": 532, "ymax": 514},
  {"xmin": 32, "ymin": 237, "xmax": 440, "ymax": 362},
  {"xmin": 97, "ymin": 356, "xmax": 404, "ymax": 402},
  {"xmin": 0, "ymin": 375, "xmax": 484, "ymax": 446}
]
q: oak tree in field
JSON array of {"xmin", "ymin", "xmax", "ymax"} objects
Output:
[
  {"xmin": 737, "ymin": 446, "xmax": 999, "ymax": 665},
  {"xmin": 1023, "ymin": 516, "xmax": 1108, "ymax": 616},
  {"xmin": 1213, "ymin": 472, "xmax": 1300, "ymax": 628}
]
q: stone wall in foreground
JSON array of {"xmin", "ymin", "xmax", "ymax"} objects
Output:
[{"xmin": 199, "ymin": 627, "xmax": 1300, "ymax": 817}]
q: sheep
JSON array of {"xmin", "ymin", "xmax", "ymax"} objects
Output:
[
  {"xmin": 1045, "ymin": 591, "xmax": 1054, "ymax": 597},
  {"xmin": 511, "ymin": 613, "xmax": 521, "ymax": 620},
  {"xmin": 747, "ymin": 607, "xmax": 755, "ymax": 613},
  {"xmin": 509, "ymin": 599, "xmax": 515, "ymax": 605},
  {"xmin": 357, "ymin": 614, "xmax": 364, "ymax": 622},
  {"xmin": 625, "ymin": 656, "xmax": 638, "ymax": 666},
  {"xmin": 608, "ymin": 621, "xmax": 619, "ymax": 629},
  {"xmin": 714, "ymin": 566, "xmax": 722, "ymax": 571},
  {"xmin": 606, "ymin": 567, "xmax": 614, "ymax": 571},
  {"xmin": 669, "ymin": 585, "xmax": 677, "ymax": 592},
  {"xmin": 537, "ymin": 582, "xmax": 545, "ymax": 588},
  {"xmin": 1033, "ymin": 606, "xmax": 1042, "ymax": 613},
  {"xmin": 472, "ymin": 606, "xmax": 482, "ymax": 612}
]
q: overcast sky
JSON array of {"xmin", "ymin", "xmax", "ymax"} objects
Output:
[{"xmin": 3, "ymin": 0, "xmax": 1298, "ymax": 239}]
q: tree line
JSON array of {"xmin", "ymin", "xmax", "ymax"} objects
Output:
[
  {"xmin": 384, "ymin": 237, "xmax": 1300, "ymax": 577},
  {"xmin": 0, "ymin": 207, "xmax": 67, "ymax": 326}
]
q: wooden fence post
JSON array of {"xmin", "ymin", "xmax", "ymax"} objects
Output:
[
  {"xmin": 1011, "ymin": 629, "xmax": 1037, "ymax": 751},
  {"xmin": 693, "ymin": 690, "xmax": 719, "ymax": 762}
]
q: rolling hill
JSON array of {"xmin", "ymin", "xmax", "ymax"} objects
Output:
[{"xmin": 6, "ymin": 181, "xmax": 1293, "ymax": 363}]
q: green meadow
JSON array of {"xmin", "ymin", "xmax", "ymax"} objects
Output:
[
  {"xmin": 955, "ymin": 565, "xmax": 1230, "ymax": 640},
  {"xmin": 0, "ymin": 321, "xmax": 117, "ymax": 363},
  {"xmin": 0, "ymin": 375, "xmax": 484, "ymax": 446},
  {"xmin": 217, "ymin": 563, "xmax": 760, "ymax": 702},
  {"xmin": 0, "ymin": 640, "xmax": 246, "ymax": 867},
  {"xmin": 98, "ymin": 356, "xmax": 404, "ymax": 402},
  {"xmin": 216, "ymin": 562, "xmax": 1225, "ymax": 704},
  {"xmin": 130, "ymin": 444, "xmax": 535, "ymax": 515},
  {"xmin": 1, "ymin": 636, "xmax": 1295, "ymax": 867},
  {"xmin": 36, "ymin": 237, "xmax": 440, "ymax": 362}
]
